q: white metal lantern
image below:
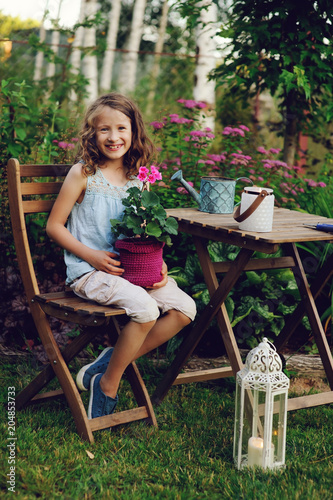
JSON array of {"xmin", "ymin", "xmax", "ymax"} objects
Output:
[{"xmin": 233, "ymin": 338, "xmax": 290, "ymax": 470}]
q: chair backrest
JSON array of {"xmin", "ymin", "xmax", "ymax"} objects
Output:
[{"xmin": 7, "ymin": 158, "xmax": 71, "ymax": 304}]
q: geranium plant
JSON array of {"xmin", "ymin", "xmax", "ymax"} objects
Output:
[{"xmin": 110, "ymin": 166, "xmax": 178, "ymax": 246}]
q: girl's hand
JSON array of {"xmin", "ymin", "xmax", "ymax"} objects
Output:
[
  {"xmin": 147, "ymin": 260, "xmax": 168, "ymax": 289},
  {"xmin": 88, "ymin": 250, "xmax": 124, "ymax": 276}
]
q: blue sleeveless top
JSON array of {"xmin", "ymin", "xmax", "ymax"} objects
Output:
[{"xmin": 65, "ymin": 167, "xmax": 142, "ymax": 284}]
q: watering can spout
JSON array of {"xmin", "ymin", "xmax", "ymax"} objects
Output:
[{"xmin": 171, "ymin": 170, "xmax": 200, "ymax": 205}]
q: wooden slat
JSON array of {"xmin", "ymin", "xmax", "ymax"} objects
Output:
[
  {"xmin": 35, "ymin": 294, "xmax": 126, "ymax": 317},
  {"xmin": 259, "ymin": 391, "xmax": 333, "ymax": 415},
  {"xmin": 287, "ymin": 391, "xmax": 333, "ymax": 411},
  {"xmin": 29, "ymin": 389, "xmax": 65, "ymax": 404},
  {"xmin": 173, "ymin": 366, "xmax": 233, "ymax": 385},
  {"xmin": 213, "ymin": 256, "xmax": 296, "ymax": 274},
  {"xmin": 36, "ymin": 291, "xmax": 76, "ymax": 302},
  {"xmin": 20, "ymin": 164, "xmax": 71, "ymax": 177},
  {"xmin": 21, "ymin": 182, "xmax": 63, "ymax": 195},
  {"xmin": 89, "ymin": 406, "xmax": 149, "ymax": 431},
  {"xmin": 22, "ymin": 199, "xmax": 55, "ymax": 213}
]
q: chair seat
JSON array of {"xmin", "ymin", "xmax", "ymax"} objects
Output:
[{"xmin": 35, "ymin": 290, "xmax": 126, "ymax": 326}]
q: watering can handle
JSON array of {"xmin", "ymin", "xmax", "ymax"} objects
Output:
[{"xmin": 233, "ymin": 190, "xmax": 268, "ymax": 223}]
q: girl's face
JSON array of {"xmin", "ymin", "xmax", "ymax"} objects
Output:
[{"xmin": 94, "ymin": 106, "xmax": 132, "ymax": 165}]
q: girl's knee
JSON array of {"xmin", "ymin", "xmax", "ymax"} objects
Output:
[
  {"xmin": 131, "ymin": 297, "xmax": 159, "ymax": 323},
  {"xmin": 168, "ymin": 309, "xmax": 193, "ymax": 327}
]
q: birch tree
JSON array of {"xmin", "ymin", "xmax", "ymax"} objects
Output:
[
  {"xmin": 100, "ymin": 0, "xmax": 122, "ymax": 91},
  {"xmin": 146, "ymin": 0, "xmax": 169, "ymax": 115},
  {"xmin": 118, "ymin": 0, "xmax": 147, "ymax": 94},
  {"xmin": 46, "ymin": 2, "xmax": 63, "ymax": 80},
  {"xmin": 69, "ymin": 0, "xmax": 86, "ymax": 101},
  {"xmin": 193, "ymin": 0, "xmax": 217, "ymax": 131},
  {"xmin": 82, "ymin": 0, "xmax": 99, "ymax": 102},
  {"xmin": 34, "ymin": 12, "xmax": 47, "ymax": 82}
]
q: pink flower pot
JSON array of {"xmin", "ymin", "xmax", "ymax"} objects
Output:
[{"xmin": 115, "ymin": 238, "xmax": 165, "ymax": 287}]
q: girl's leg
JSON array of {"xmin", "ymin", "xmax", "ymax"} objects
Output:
[
  {"xmin": 132, "ymin": 309, "xmax": 191, "ymax": 360},
  {"xmin": 99, "ymin": 319, "xmax": 156, "ymax": 398},
  {"xmin": 100, "ymin": 310, "xmax": 190, "ymax": 398},
  {"xmin": 132, "ymin": 277, "xmax": 196, "ymax": 359}
]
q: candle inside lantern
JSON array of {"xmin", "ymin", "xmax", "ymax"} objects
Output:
[
  {"xmin": 248, "ymin": 437, "xmax": 264, "ymax": 466},
  {"xmin": 248, "ymin": 437, "xmax": 275, "ymax": 467}
]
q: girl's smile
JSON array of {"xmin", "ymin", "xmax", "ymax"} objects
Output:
[{"xmin": 95, "ymin": 107, "xmax": 132, "ymax": 164}]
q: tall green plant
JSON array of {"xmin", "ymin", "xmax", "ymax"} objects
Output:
[{"xmin": 210, "ymin": 0, "xmax": 333, "ymax": 166}]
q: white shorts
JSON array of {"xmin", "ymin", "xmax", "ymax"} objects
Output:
[{"xmin": 70, "ymin": 271, "xmax": 197, "ymax": 324}]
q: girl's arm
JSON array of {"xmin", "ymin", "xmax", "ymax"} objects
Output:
[{"xmin": 46, "ymin": 163, "xmax": 124, "ymax": 275}]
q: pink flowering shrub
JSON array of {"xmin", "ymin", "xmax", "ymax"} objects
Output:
[
  {"xmin": 150, "ymin": 99, "xmax": 331, "ymax": 213},
  {"xmin": 149, "ymin": 99, "xmax": 217, "ymax": 197}
]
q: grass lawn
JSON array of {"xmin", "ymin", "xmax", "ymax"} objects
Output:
[{"xmin": 0, "ymin": 353, "xmax": 332, "ymax": 499}]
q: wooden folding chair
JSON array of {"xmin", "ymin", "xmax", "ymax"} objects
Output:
[{"xmin": 7, "ymin": 158, "xmax": 157, "ymax": 443}]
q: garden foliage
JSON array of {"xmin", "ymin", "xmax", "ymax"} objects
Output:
[{"xmin": 0, "ymin": 49, "xmax": 332, "ymax": 359}]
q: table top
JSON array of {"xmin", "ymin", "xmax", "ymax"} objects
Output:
[{"xmin": 167, "ymin": 207, "xmax": 333, "ymax": 253}]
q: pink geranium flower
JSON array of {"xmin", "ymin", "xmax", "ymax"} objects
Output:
[{"xmin": 137, "ymin": 165, "xmax": 163, "ymax": 184}]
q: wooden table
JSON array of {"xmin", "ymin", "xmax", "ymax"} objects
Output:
[{"xmin": 152, "ymin": 208, "xmax": 333, "ymax": 412}]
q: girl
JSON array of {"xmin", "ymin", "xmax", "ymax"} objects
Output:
[{"xmin": 46, "ymin": 93, "xmax": 196, "ymax": 419}]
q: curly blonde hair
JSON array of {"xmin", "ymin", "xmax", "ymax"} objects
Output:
[{"xmin": 75, "ymin": 93, "xmax": 156, "ymax": 178}]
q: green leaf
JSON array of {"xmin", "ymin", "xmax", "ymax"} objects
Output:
[
  {"xmin": 152, "ymin": 205, "xmax": 167, "ymax": 221},
  {"xmin": 15, "ymin": 128, "xmax": 27, "ymax": 141},
  {"xmin": 126, "ymin": 214, "xmax": 142, "ymax": 229},
  {"xmin": 141, "ymin": 190, "xmax": 160, "ymax": 208},
  {"xmin": 145, "ymin": 221, "xmax": 162, "ymax": 238},
  {"xmin": 231, "ymin": 306, "xmax": 253, "ymax": 327},
  {"xmin": 163, "ymin": 217, "xmax": 178, "ymax": 235},
  {"xmin": 245, "ymin": 271, "xmax": 262, "ymax": 285}
]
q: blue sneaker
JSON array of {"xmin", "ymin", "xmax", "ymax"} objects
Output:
[
  {"xmin": 88, "ymin": 373, "xmax": 118, "ymax": 419},
  {"xmin": 76, "ymin": 347, "xmax": 114, "ymax": 391}
]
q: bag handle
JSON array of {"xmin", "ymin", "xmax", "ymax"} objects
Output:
[{"xmin": 233, "ymin": 189, "xmax": 268, "ymax": 223}]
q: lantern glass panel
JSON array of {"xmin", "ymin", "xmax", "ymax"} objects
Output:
[
  {"xmin": 246, "ymin": 389, "xmax": 268, "ymax": 468},
  {"xmin": 272, "ymin": 392, "xmax": 287, "ymax": 465}
]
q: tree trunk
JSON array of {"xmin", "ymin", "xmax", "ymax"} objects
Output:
[
  {"xmin": 100, "ymin": 0, "xmax": 122, "ymax": 92},
  {"xmin": 118, "ymin": 0, "xmax": 147, "ymax": 94},
  {"xmin": 46, "ymin": 30, "xmax": 60, "ymax": 79},
  {"xmin": 193, "ymin": 0, "xmax": 217, "ymax": 131},
  {"xmin": 69, "ymin": 0, "xmax": 86, "ymax": 102},
  {"xmin": 34, "ymin": 22, "xmax": 46, "ymax": 82},
  {"xmin": 82, "ymin": 0, "xmax": 99, "ymax": 102},
  {"xmin": 146, "ymin": 0, "xmax": 169, "ymax": 116},
  {"xmin": 283, "ymin": 92, "xmax": 298, "ymax": 166},
  {"xmin": 46, "ymin": 1, "xmax": 62, "ymax": 81}
]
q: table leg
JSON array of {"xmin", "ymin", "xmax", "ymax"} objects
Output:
[
  {"xmin": 152, "ymin": 246, "xmax": 253, "ymax": 405},
  {"xmin": 274, "ymin": 251, "xmax": 333, "ymax": 352},
  {"xmin": 283, "ymin": 243, "xmax": 333, "ymax": 389},
  {"xmin": 193, "ymin": 236, "xmax": 247, "ymax": 374}
]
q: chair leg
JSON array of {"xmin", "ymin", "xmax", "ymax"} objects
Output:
[
  {"xmin": 110, "ymin": 317, "xmax": 158, "ymax": 427},
  {"xmin": 21, "ymin": 308, "xmax": 95, "ymax": 442},
  {"xmin": 17, "ymin": 310, "xmax": 157, "ymax": 440},
  {"xmin": 125, "ymin": 362, "xmax": 158, "ymax": 427},
  {"xmin": 15, "ymin": 325, "xmax": 104, "ymax": 410}
]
